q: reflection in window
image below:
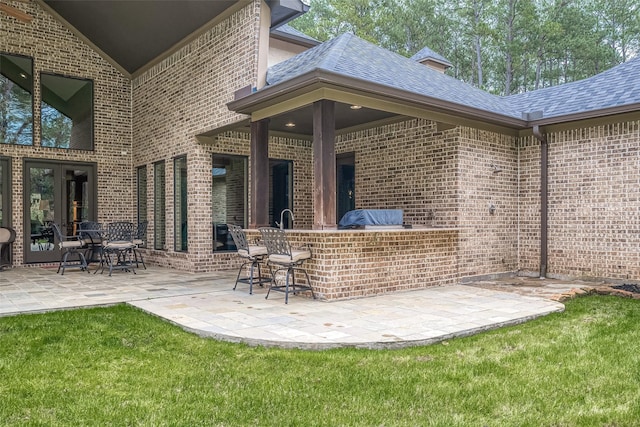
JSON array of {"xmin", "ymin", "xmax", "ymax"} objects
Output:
[
  {"xmin": 212, "ymin": 154, "xmax": 246, "ymax": 251},
  {"xmin": 154, "ymin": 161, "xmax": 166, "ymax": 250},
  {"xmin": 40, "ymin": 73, "xmax": 93, "ymax": 150},
  {"xmin": 0, "ymin": 53, "xmax": 33, "ymax": 145},
  {"xmin": 174, "ymin": 156, "xmax": 187, "ymax": 252}
]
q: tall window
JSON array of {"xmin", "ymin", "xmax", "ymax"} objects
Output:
[
  {"xmin": 40, "ymin": 73, "xmax": 93, "ymax": 150},
  {"xmin": 0, "ymin": 53, "xmax": 33, "ymax": 145},
  {"xmin": 269, "ymin": 159, "xmax": 293, "ymax": 228},
  {"xmin": 153, "ymin": 161, "xmax": 166, "ymax": 250},
  {"xmin": 174, "ymin": 156, "xmax": 187, "ymax": 252},
  {"xmin": 0, "ymin": 157, "xmax": 10, "ymax": 226},
  {"xmin": 137, "ymin": 165, "xmax": 147, "ymax": 234},
  {"xmin": 212, "ymin": 154, "xmax": 246, "ymax": 251}
]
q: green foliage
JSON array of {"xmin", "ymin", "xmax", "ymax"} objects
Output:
[
  {"xmin": 291, "ymin": 0, "xmax": 640, "ymax": 95},
  {"xmin": 1, "ymin": 297, "xmax": 640, "ymax": 425}
]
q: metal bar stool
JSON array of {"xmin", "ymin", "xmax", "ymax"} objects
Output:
[
  {"xmin": 51, "ymin": 222, "xmax": 89, "ymax": 275},
  {"xmin": 259, "ymin": 227, "xmax": 315, "ymax": 304},
  {"xmin": 227, "ymin": 224, "xmax": 272, "ymax": 294}
]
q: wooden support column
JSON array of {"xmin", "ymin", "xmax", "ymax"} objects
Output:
[
  {"xmin": 312, "ymin": 100, "xmax": 337, "ymax": 229},
  {"xmin": 250, "ymin": 118, "xmax": 269, "ymax": 228}
]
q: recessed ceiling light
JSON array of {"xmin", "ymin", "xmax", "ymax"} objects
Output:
[
  {"xmin": 350, "ymin": 105, "xmax": 362, "ymax": 110},
  {"xmin": 19, "ymin": 72, "xmax": 27, "ymax": 79},
  {"xmin": 285, "ymin": 121, "xmax": 295, "ymax": 128}
]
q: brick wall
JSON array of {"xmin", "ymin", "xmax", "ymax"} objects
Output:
[
  {"xmin": 457, "ymin": 127, "xmax": 519, "ymax": 277},
  {"xmin": 246, "ymin": 229, "xmax": 459, "ymax": 300},
  {"xmin": 519, "ymin": 121, "xmax": 640, "ymax": 281},
  {"xmin": 336, "ymin": 118, "xmax": 459, "ymax": 226},
  {"xmin": 131, "ymin": 1, "xmax": 262, "ymax": 271},
  {"xmin": 1, "ymin": 0, "xmax": 132, "ymax": 265}
]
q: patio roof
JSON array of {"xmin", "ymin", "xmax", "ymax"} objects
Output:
[{"xmin": 227, "ymin": 33, "xmax": 640, "ymax": 136}]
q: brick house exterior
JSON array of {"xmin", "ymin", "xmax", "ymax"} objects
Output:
[{"xmin": 1, "ymin": 0, "xmax": 639, "ymax": 294}]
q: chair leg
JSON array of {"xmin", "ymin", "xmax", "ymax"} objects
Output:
[
  {"xmin": 248, "ymin": 261, "xmax": 256, "ymax": 294},
  {"xmin": 284, "ymin": 267, "xmax": 292, "ymax": 304},
  {"xmin": 134, "ymin": 248, "xmax": 146, "ymax": 269},
  {"xmin": 78, "ymin": 250, "xmax": 88, "ymax": 273}
]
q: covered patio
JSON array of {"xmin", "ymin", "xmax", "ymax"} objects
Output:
[{"xmin": 0, "ymin": 266, "xmax": 584, "ymax": 349}]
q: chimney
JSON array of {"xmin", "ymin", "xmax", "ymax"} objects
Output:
[{"xmin": 410, "ymin": 46, "xmax": 452, "ymax": 73}]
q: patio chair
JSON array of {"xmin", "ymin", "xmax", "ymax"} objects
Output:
[
  {"xmin": 259, "ymin": 227, "xmax": 315, "ymax": 304},
  {"xmin": 98, "ymin": 221, "xmax": 136, "ymax": 276},
  {"xmin": 0, "ymin": 226, "xmax": 16, "ymax": 270},
  {"xmin": 132, "ymin": 220, "xmax": 148, "ymax": 269},
  {"xmin": 78, "ymin": 221, "xmax": 103, "ymax": 264},
  {"xmin": 51, "ymin": 222, "xmax": 89, "ymax": 275},
  {"xmin": 227, "ymin": 224, "xmax": 271, "ymax": 294}
]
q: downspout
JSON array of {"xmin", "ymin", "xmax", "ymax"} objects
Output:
[{"xmin": 532, "ymin": 125, "xmax": 548, "ymax": 278}]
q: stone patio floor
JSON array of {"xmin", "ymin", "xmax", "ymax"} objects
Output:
[{"xmin": 0, "ymin": 265, "xmax": 600, "ymax": 349}]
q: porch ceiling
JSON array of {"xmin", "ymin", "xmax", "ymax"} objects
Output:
[{"xmin": 40, "ymin": 0, "xmax": 246, "ymax": 77}]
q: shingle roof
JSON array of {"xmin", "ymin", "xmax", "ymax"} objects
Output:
[
  {"xmin": 265, "ymin": 33, "xmax": 640, "ymax": 123},
  {"xmin": 506, "ymin": 56, "xmax": 640, "ymax": 118},
  {"xmin": 410, "ymin": 46, "xmax": 452, "ymax": 68},
  {"xmin": 266, "ymin": 33, "xmax": 515, "ymax": 117},
  {"xmin": 270, "ymin": 23, "xmax": 320, "ymax": 45}
]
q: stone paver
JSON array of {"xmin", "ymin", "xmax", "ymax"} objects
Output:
[{"xmin": 0, "ymin": 266, "xmax": 573, "ymax": 349}]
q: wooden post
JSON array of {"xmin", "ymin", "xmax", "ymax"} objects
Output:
[
  {"xmin": 313, "ymin": 100, "xmax": 337, "ymax": 229},
  {"xmin": 250, "ymin": 118, "xmax": 269, "ymax": 228}
]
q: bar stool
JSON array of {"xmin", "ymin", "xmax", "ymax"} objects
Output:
[
  {"xmin": 227, "ymin": 224, "xmax": 271, "ymax": 294},
  {"xmin": 259, "ymin": 227, "xmax": 315, "ymax": 304},
  {"xmin": 51, "ymin": 222, "xmax": 88, "ymax": 275}
]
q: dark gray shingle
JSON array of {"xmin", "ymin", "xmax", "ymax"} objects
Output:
[{"xmin": 266, "ymin": 33, "xmax": 640, "ymax": 122}]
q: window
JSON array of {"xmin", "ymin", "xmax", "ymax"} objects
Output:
[
  {"xmin": 212, "ymin": 154, "xmax": 247, "ymax": 251},
  {"xmin": 174, "ymin": 156, "xmax": 187, "ymax": 252},
  {"xmin": 0, "ymin": 53, "xmax": 33, "ymax": 145},
  {"xmin": 153, "ymin": 161, "xmax": 166, "ymax": 250},
  {"xmin": 0, "ymin": 157, "xmax": 10, "ymax": 227},
  {"xmin": 137, "ymin": 166, "xmax": 147, "ymax": 245},
  {"xmin": 337, "ymin": 152, "xmax": 355, "ymax": 222},
  {"xmin": 269, "ymin": 159, "xmax": 293, "ymax": 228},
  {"xmin": 40, "ymin": 73, "xmax": 93, "ymax": 150}
]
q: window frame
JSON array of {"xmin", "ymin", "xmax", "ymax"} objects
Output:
[
  {"xmin": 212, "ymin": 153, "xmax": 247, "ymax": 252},
  {"xmin": 153, "ymin": 161, "xmax": 166, "ymax": 251},
  {"xmin": 173, "ymin": 155, "xmax": 187, "ymax": 252},
  {"xmin": 0, "ymin": 157, "xmax": 11, "ymax": 227},
  {"xmin": 39, "ymin": 72, "xmax": 94, "ymax": 150},
  {"xmin": 0, "ymin": 52, "xmax": 34, "ymax": 146}
]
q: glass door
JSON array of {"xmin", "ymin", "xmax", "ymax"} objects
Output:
[{"xmin": 24, "ymin": 160, "xmax": 96, "ymax": 263}]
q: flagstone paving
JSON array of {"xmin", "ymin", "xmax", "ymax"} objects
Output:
[{"xmin": 0, "ymin": 266, "xmax": 585, "ymax": 349}]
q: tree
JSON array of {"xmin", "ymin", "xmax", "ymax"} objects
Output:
[{"xmin": 290, "ymin": 0, "xmax": 639, "ymax": 95}]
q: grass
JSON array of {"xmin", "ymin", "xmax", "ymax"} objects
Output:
[{"xmin": 1, "ymin": 296, "xmax": 640, "ymax": 426}]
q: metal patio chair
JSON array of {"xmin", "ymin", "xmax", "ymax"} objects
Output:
[
  {"xmin": 97, "ymin": 221, "xmax": 136, "ymax": 276},
  {"xmin": 0, "ymin": 226, "xmax": 16, "ymax": 270},
  {"xmin": 132, "ymin": 220, "xmax": 148, "ymax": 269},
  {"xmin": 259, "ymin": 227, "xmax": 315, "ymax": 304},
  {"xmin": 227, "ymin": 224, "xmax": 271, "ymax": 294},
  {"xmin": 51, "ymin": 222, "xmax": 89, "ymax": 275},
  {"xmin": 78, "ymin": 221, "xmax": 103, "ymax": 264}
]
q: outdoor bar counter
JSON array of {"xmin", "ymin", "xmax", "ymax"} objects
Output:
[{"xmin": 246, "ymin": 227, "xmax": 459, "ymax": 301}]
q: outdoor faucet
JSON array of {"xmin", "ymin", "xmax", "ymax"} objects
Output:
[{"xmin": 277, "ymin": 209, "xmax": 294, "ymax": 230}]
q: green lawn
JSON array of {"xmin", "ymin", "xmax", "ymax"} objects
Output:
[{"xmin": 1, "ymin": 295, "xmax": 639, "ymax": 426}]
